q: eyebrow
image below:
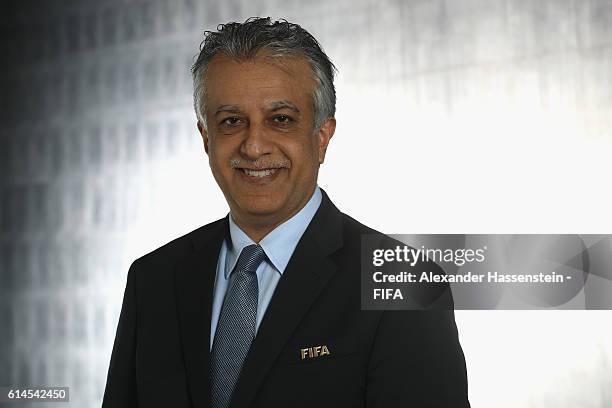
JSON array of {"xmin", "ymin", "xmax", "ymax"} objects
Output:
[
  {"xmin": 214, "ymin": 105, "xmax": 242, "ymax": 116},
  {"xmin": 269, "ymin": 100, "xmax": 300, "ymax": 113}
]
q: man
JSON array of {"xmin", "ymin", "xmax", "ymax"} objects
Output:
[{"xmin": 103, "ymin": 17, "xmax": 469, "ymax": 408}]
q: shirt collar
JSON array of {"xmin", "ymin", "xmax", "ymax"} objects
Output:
[{"xmin": 225, "ymin": 186, "xmax": 322, "ymax": 278}]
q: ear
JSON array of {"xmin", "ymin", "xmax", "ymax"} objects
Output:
[
  {"xmin": 316, "ymin": 117, "xmax": 336, "ymax": 164},
  {"xmin": 197, "ymin": 121, "xmax": 209, "ymax": 154}
]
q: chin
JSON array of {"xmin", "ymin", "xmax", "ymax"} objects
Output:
[{"xmin": 238, "ymin": 196, "xmax": 287, "ymax": 217}]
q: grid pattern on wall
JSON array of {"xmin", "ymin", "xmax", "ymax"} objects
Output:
[
  {"xmin": 1, "ymin": 1, "xmax": 612, "ymax": 407},
  {"xmin": 1, "ymin": 1, "xmax": 208, "ymax": 406}
]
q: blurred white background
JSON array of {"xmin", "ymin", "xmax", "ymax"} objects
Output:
[{"xmin": 1, "ymin": 0, "xmax": 611, "ymax": 406}]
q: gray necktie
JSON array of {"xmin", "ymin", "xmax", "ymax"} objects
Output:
[{"xmin": 210, "ymin": 244, "xmax": 266, "ymax": 408}]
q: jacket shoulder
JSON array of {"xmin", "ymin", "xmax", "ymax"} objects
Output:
[
  {"xmin": 339, "ymin": 212, "xmax": 395, "ymax": 248},
  {"xmin": 341, "ymin": 213, "xmax": 379, "ymax": 234},
  {"xmin": 131, "ymin": 217, "xmax": 226, "ymax": 271}
]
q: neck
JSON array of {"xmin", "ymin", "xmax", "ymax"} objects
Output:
[
  {"xmin": 232, "ymin": 217, "xmax": 282, "ymax": 243},
  {"xmin": 232, "ymin": 205, "xmax": 304, "ymax": 242}
]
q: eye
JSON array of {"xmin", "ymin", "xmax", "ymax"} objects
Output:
[
  {"xmin": 221, "ymin": 116, "xmax": 241, "ymax": 126},
  {"xmin": 272, "ymin": 114, "xmax": 293, "ymax": 124}
]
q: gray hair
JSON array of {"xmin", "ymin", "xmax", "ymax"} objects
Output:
[{"xmin": 191, "ymin": 17, "xmax": 337, "ymax": 131}]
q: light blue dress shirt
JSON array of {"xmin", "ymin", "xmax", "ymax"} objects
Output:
[{"xmin": 210, "ymin": 186, "xmax": 322, "ymax": 349}]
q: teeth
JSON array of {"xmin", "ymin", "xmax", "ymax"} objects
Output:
[{"xmin": 242, "ymin": 168, "xmax": 277, "ymax": 177}]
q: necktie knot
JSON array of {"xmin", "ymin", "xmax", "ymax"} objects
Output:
[{"xmin": 234, "ymin": 244, "xmax": 266, "ymax": 275}]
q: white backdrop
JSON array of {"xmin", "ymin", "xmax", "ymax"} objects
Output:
[{"xmin": 2, "ymin": 1, "xmax": 611, "ymax": 407}]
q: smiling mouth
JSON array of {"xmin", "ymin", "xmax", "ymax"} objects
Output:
[{"xmin": 240, "ymin": 168, "xmax": 280, "ymax": 178}]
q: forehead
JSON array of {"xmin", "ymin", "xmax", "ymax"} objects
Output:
[{"xmin": 204, "ymin": 52, "xmax": 316, "ymax": 107}]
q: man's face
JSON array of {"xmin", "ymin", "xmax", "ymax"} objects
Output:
[{"xmin": 198, "ymin": 52, "xmax": 335, "ymax": 230}]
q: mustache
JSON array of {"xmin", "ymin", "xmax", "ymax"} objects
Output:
[{"xmin": 230, "ymin": 158, "xmax": 291, "ymax": 170}]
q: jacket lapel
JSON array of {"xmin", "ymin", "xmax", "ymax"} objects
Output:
[
  {"xmin": 231, "ymin": 190, "xmax": 344, "ymax": 408},
  {"xmin": 174, "ymin": 218, "xmax": 228, "ymax": 408}
]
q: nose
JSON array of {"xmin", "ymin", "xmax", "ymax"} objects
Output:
[{"xmin": 240, "ymin": 121, "xmax": 273, "ymax": 160}]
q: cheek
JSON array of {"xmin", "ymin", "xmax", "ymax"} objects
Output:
[
  {"xmin": 208, "ymin": 140, "xmax": 233, "ymax": 167},
  {"xmin": 286, "ymin": 137, "xmax": 320, "ymax": 163}
]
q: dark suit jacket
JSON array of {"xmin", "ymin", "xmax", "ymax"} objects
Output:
[{"xmin": 102, "ymin": 190, "xmax": 470, "ymax": 407}]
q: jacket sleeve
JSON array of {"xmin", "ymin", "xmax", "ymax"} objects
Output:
[
  {"xmin": 365, "ymin": 309, "xmax": 470, "ymax": 408},
  {"xmin": 102, "ymin": 260, "xmax": 139, "ymax": 407}
]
